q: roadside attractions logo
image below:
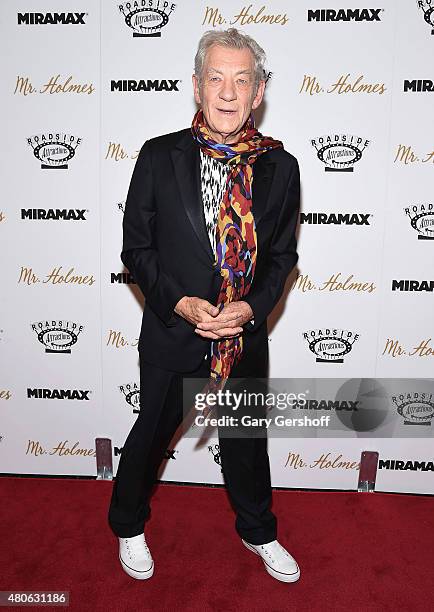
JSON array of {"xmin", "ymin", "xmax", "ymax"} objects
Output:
[
  {"xmin": 27, "ymin": 133, "xmax": 82, "ymax": 169},
  {"xmin": 417, "ymin": 1, "xmax": 434, "ymax": 34},
  {"xmin": 311, "ymin": 134, "xmax": 370, "ymax": 171},
  {"xmin": 31, "ymin": 320, "xmax": 84, "ymax": 353},
  {"xmin": 119, "ymin": 382, "xmax": 140, "ymax": 414},
  {"xmin": 118, "ymin": 1, "xmax": 176, "ymax": 37},
  {"xmin": 303, "ymin": 329, "xmax": 360, "ymax": 363},
  {"xmin": 208, "ymin": 444, "xmax": 222, "ymax": 469},
  {"xmin": 404, "ymin": 203, "xmax": 434, "ymax": 239},
  {"xmin": 392, "ymin": 392, "xmax": 434, "ymax": 426}
]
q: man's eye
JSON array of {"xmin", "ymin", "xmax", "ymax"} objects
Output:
[
  {"xmin": 238, "ymin": 79, "xmax": 247, "ymax": 85},
  {"xmin": 210, "ymin": 77, "xmax": 220, "ymax": 82}
]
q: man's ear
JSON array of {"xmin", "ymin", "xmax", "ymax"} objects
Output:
[
  {"xmin": 251, "ymin": 79, "xmax": 266, "ymax": 111},
  {"xmin": 192, "ymin": 73, "xmax": 201, "ymax": 105}
]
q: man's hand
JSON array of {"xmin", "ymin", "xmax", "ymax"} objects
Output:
[
  {"xmin": 174, "ymin": 296, "xmax": 220, "ymax": 326},
  {"xmin": 194, "ymin": 301, "xmax": 253, "ymax": 340}
]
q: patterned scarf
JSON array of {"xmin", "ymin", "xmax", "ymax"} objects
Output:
[{"xmin": 191, "ymin": 109, "xmax": 282, "ymax": 389}]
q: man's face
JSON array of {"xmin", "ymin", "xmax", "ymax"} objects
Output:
[{"xmin": 192, "ymin": 44, "xmax": 265, "ymax": 144}]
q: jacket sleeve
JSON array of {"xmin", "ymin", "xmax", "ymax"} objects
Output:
[
  {"xmin": 243, "ymin": 156, "xmax": 300, "ymax": 332},
  {"xmin": 121, "ymin": 140, "xmax": 185, "ymax": 326}
]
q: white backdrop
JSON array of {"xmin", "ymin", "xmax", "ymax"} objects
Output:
[{"xmin": 1, "ymin": 0, "xmax": 433, "ymax": 494}]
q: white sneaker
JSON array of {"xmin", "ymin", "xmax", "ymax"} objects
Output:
[
  {"xmin": 241, "ymin": 538, "xmax": 300, "ymax": 583},
  {"xmin": 118, "ymin": 533, "xmax": 154, "ymax": 580}
]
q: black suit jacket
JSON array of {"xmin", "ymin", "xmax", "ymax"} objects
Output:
[{"xmin": 121, "ymin": 127, "xmax": 300, "ymax": 373}]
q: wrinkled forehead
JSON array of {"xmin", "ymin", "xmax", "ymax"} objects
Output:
[{"xmin": 203, "ymin": 44, "xmax": 255, "ymax": 73}]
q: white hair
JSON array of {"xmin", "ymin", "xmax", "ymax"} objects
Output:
[{"xmin": 194, "ymin": 28, "xmax": 267, "ymax": 92}]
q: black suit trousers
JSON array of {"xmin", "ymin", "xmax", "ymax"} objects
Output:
[{"xmin": 107, "ymin": 348, "xmax": 277, "ymax": 545}]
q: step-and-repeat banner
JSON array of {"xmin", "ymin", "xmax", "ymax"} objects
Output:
[{"xmin": 1, "ymin": 1, "xmax": 433, "ymax": 494}]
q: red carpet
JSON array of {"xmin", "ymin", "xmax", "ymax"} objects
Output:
[{"xmin": 0, "ymin": 477, "xmax": 433, "ymax": 611}]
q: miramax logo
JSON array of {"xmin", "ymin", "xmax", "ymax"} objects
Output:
[
  {"xmin": 300, "ymin": 212, "xmax": 371, "ymax": 226},
  {"xmin": 27, "ymin": 388, "xmax": 91, "ymax": 400},
  {"xmin": 403, "ymin": 79, "xmax": 434, "ymax": 92},
  {"xmin": 302, "ymin": 328, "xmax": 360, "ymax": 363},
  {"xmin": 21, "ymin": 209, "xmax": 88, "ymax": 221},
  {"xmin": 404, "ymin": 203, "xmax": 434, "ymax": 239},
  {"xmin": 307, "ymin": 8, "xmax": 383, "ymax": 21},
  {"xmin": 17, "ymin": 12, "xmax": 87, "ymax": 25},
  {"xmin": 392, "ymin": 392, "xmax": 434, "ymax": 426},
  {"xmin": 110, "ymin": 78, "xmax": 180, "ymax": 91},
  {"xmin": 118, "ymin": 1, "xmax": 176, "ymax": 37},
  {"xmin": 391, "ymin": 279, "xmax": 434, "ymax": 292},
  {"xmin": 311, "ymin": 134, "xmax": 370, "ymax": 171},
  {"xmin": 111, "ymin": 272, "xmax": 135, "ymax": 284},
  {"xmin": 31, "ymin": 320, "xmax": 84, "ymax": 353},
  {"xmin": 379, "ymin": 458, "xmax": 434, "ymax": 471},
  {"xmin": 27, "ymin": 133, "xmax": 82, "ymax": 169}
]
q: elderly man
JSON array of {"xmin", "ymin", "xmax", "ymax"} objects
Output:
[{"xmin": 108, "ymin": 28, "xmax": 300, "ymax": 584}]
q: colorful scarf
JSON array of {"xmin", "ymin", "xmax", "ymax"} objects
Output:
[{"xmin": 191, "ymin": 109, "xmax": 283, "ymax": 388}]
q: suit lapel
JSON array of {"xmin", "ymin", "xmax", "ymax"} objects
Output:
[
  {"xmin": 251, "ymin": 153, "xmax": 276, "ymax": 227},
  {"xmin": 171, "ymin": 132, "xmax": 213, "ymax": 263},
  {"xmin": 171, "ymin": 130, "xmax": 277, "ymax": 265}
]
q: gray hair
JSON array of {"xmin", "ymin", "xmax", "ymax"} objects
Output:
[{"xmin": 194, "ymin": 28, "xmax": 267, "ymax": 92}]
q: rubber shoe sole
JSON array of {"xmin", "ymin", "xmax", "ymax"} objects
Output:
[
  {"xmin": 119, "ymin": 554, "xmax": 154, "ymax": 580},
  {"xmin": 242, "ymin": 539, "xmax": 300, "ymax": 583}
]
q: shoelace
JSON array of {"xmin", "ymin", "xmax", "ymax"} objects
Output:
[
  {"xmin": 125, "ymin": 537, "xmax": 151, "ymax": 559},
  {"xmin": 259, "ymin": 541, "xmax": 291, "ymax": 563}
]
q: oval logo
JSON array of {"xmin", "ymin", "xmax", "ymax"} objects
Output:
[
  {"xmin": 309, "ymin": 337, "xmax": 352, "ymax": 360},
  {"xmin": 318, "ymin": 144, "xmax": 362, "ymax": 167},
  {"xmin": 33, "ymin": 141, "xmax": 75, "ymax": 166},
  {"xmin": 424, "ymin": 8, "xmax": 434, "ymax": 27},
  {"xmin": 127, "ymin": 8, "xmax": 168, "ymax": 33},
  {"xmin": 38, "ymin": 327, "xmax": 78, "ymax": 351},
  {"xmin": 124, "ymin": 388, "xmax": 140, "ymax": 409},
  {"xmin": 412, "ymin": 212, "xmax": 434, "ymax": 236},
  {"xmin": 399, "ymin": 402, "xmax": 434, "ymax": 423}
]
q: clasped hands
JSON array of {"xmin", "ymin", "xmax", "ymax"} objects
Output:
[{"xmin": 174, "ymin": 296, "xmax": 253, "ymax": 339}]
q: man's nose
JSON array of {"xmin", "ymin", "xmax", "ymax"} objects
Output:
[{"xmin": 219, "ymin": 79, "xmax": 237, "ymax": 101}]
